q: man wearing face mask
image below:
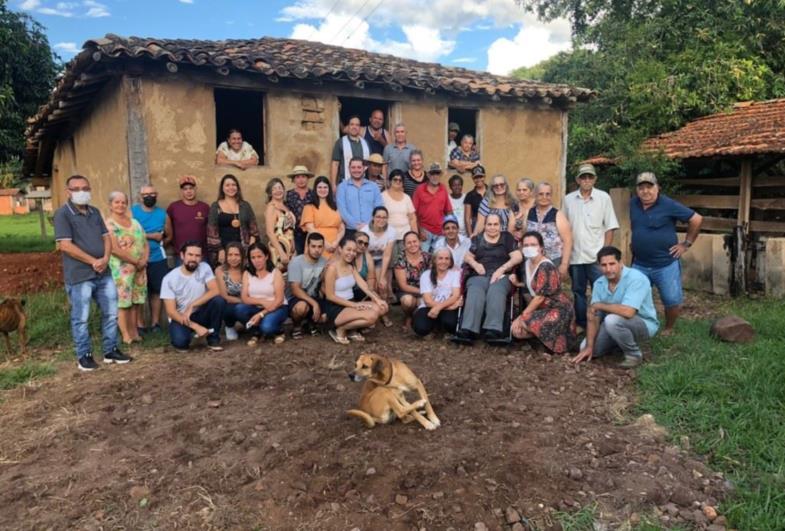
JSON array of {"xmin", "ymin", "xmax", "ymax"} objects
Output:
[
  {"xmin": 54, "ymin": 174, "xmax": 130, "ymax": 372},
  {"xmin": 131, "ymin": 184, "xmax": 170, "ymax": 334}
]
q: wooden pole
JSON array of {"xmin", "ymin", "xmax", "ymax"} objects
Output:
[
  {"xmin": 733, "ymin": 159, "xmax": 753, "ymax": 295},
  {"xmin": 37, "ymin": 198, "xmax": 47, "ymax": 239}
]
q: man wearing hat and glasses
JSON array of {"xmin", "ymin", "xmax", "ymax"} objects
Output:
[
  {"xmin": 285, "ymin": 165, "xmax": 316, "ymax": 255},
  {"xmin": 630, "ymin": 171, "xmax": 703, "ymax": 335},
  {"xmin": 365, "ymin": 153, "xmax": 387, "ymax": 193},
  {"xmin": 563, "ymin": 163, "xmax": 619, "ymax": 330},
  {"xmin": 413, "ymin": 163, "xmax": 453, "ymax": 253},
  {"xmin": 166, "ymin": 175, "xmax": 210, "ymax": 265}
]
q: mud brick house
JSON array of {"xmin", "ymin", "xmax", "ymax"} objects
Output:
[{"xmin": 24, "ymin": 34, "xmax": 593, "ymax": 215}]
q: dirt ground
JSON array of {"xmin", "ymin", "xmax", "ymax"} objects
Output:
[
  {"xmin": 0, "ymin": 252, "xmax": 63, "ymax": 295},
  {"xmin": 0, "ymin": 320, "xmax": 729, "ymax": 530}
]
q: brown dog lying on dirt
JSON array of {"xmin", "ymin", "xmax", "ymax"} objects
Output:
[
  {"xmin": 0, "ymin": 297, "xmax": 27, "ymax": 358},
  {"xmin": 347, "ymin": 353, "xmax": 441, "ymax": 430}
]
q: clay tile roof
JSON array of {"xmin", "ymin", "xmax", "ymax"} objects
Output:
[
  {"xmin": 642, "ymin": 99, "xmax": 785, "ymax": 159},
  {"xmin": 25, "ymin": 34, "xmax": 594, "ymax": 152},
  {"xmin": 0, "ymin": 188, "xmax": 21, "ymax": 197}
]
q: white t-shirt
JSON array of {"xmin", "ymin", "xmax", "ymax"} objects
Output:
[
  {"xmin": 418, "ymin": 268, "xmax": 461, "ymax": 309},
  {"xmin": 449, "ymin": 194, "xmax": 467, "ymax": 235},
  {"xmin": 433, "ymin": 234, "xmax": 471, "ymax": 268},
  {"xmin": 160, "ymin": 262, "xmax": 215, "ymax": 314},
  {"xmin": 362, "ymin": 225, "xmax": 397, "ymax": 263},
  {"xmin": 382, "ymin": 191, "xmax": 415, "ymax": 240}
]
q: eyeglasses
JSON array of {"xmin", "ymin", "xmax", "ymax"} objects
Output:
[
  {"xmin": 391, "ymin": 178, "xmax": 403, "ymax": 183},
  {"xmin": 68, "ymin": 186, "xmax": 91, "ymax": 192},
  {"xmin": 141, "ymin": 193, "xmax": 157, "ymax": 198},
  {"xmin": 492, "ymin": 183, "xmax": 506, "ymax": 188},
  {"xmin": 356, "ymin": 240, "xmax": 369, "ymax": 246}
]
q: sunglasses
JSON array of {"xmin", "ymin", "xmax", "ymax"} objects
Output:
[
  {"xmin": 356, "ymin": 240, "xmax": 369, "ymax": 245},
  {"xmin": 492, "ymin": 183, "xmax": 506, "ymax": 188}
]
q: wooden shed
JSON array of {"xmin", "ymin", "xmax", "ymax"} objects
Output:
[
  {"xmin": 24, "ymin": 34, "xmax": 594, "ymax": 217},
  {"xmin": 641, "ymin": 99, "xmax": 785, "ymax": 296}
]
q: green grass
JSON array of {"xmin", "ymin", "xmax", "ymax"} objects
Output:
[
  {"xmin": 0, "ymin": 361, "xmax": 56, "ymax": 391},
  {"xmin": 0, "ymin": 213, "xmax": 54, "ymax": 252},
  {"xmin": 638, "ymin": 298, "xmax": 785, "ymax": 530}
]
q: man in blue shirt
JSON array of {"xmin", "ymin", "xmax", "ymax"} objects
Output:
[
  {"xmin": 630, "ymin": 172, "xmax": 702, "ymax": 335},
  {"xmin": 131, "ymin": 184, "xmax": 171, "ymax": 334},
  {"xmin": 336, "ymin": 156, "xmax": 383, "ymax": 237},
  {"xmin": 572, "ymin": 246, "xmax": 659, "ymax": 368}
]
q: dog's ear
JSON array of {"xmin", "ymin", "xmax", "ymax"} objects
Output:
[{"xmin": 372, "ymin": 358, "xmax": 384, "ymax": 376}]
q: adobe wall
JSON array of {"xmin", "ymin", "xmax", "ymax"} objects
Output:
[{"xmin": 51, "ymin": 78, "xmax": 129, "ymax": 212}]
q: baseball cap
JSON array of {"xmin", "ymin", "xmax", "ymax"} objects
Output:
[
  {"xmin": 636, "ymin": 172, "xmax": 658, "ymax": 185},
  {"xmin": 576, "ymin": 163, "xmax": 597, "ymax": 179},
  {"xmin": 448, "ymin": 122, "xmax": 460, "ymax": 132},
  {"xmin": 472, "ymin": 165, "xmax": 486, "ymax": 177},
  {"xmin": 428, "ymin": 162, "xmax": 443, "ymax": 174},
  {"xmin": 442, "ymin": 214, "xmax": 459, "ymax": 227},
  {"xmin": 179, "ymin": 175, "xmax": 197, "ymax": 187}
]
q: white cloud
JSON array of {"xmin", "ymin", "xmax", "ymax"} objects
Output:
[
  {"xmin": 83, "ymin": 0, "xmax": 109, "ymax": 17},
  {"xmin": 54, "ymin": 41, "xmax": 80, "ymax": 54},
  {"xmin": 19, "ymin": 0, "xmax": 109, "ymax": 17},
  {"xmin": 452, "ymin": 57, "xmax": 477, "ymax": 64},
  {"xmin": 486, "ymin": 19, "xmax": 572, "ymax": 75},
  {"xmin": 178, "ymin": 0, "xmax": 194, "ymax": 4},
  {"xmin": 281, "ymin": 0, "xmax": 571, "ymax": 71}
]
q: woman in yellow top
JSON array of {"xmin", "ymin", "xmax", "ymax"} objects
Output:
[{"xmin": 300, "ymin": 176, "xmax": 345, "ymax": 258}]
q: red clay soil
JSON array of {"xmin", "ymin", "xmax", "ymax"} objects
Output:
[
  {"xmin": 0, "ymin": 252, "xmax": 63, "ymax": 296},
  {"xmin": 0, "ymin": 326, "xmax": 728, "ymax": 530}
]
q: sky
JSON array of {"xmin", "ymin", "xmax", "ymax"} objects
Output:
[{"xmin": 15, "ymin": 0, "xmax": 573, "ymax": 76}]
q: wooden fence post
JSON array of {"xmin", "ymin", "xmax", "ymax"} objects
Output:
[{"xmin": 610, "ymin": 187, "xmax": 632, "ymax": 264}]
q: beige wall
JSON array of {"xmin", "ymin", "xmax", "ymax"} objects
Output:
[
  {"xmin": 50, "ymin": 75, "xmax": 568, "ymax": 218},
  {"xmin": 51, "ymin": 78, "xmax": 129, "ymax": 211}
]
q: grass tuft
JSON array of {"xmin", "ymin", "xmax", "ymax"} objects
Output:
[
  {"xmin": 638, "ymin": 297, "xmax": 785, "ymax": 530},
  {"xmin": 0, "ymin": 361, "xmax": 56, "ymax": 391}
]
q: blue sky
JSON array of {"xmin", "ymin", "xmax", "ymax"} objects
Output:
[{"xmin": 16, "ymin": 0, "xmax": 573, "ymax": 75}]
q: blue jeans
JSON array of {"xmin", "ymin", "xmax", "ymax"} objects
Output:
[
  {"xmin": 65, "ymin": 274, "xmax": 119, "ymax": 359},
  {"xmin": 420, "ymin": 228, "xmax": 439, "ymax": 253},
  {"xmin": 632, "ymin": 260, "xmax": 683, "ymax": 308},
  {"xmin": 223, "ymin": 302, "xmax": 242, "ymax": 327},
  {"xmin": 570, "ymin": 262, "xmax": 602, "ymax": 328},
  {"xmin": 169, "ymin": 296, "xmax": 226, "ymax": 349},
  {"xmin": 236, "ymin": 303, "xmax": 288, "ymax": 337}
]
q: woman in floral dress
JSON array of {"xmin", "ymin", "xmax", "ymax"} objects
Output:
[
  {"xmin": 106, "ymin": 191, "xmax": 149, "ymax": 345},
  {"xmin": 511, "ymin": 231, "xmax": 576, "ymax": 353}
]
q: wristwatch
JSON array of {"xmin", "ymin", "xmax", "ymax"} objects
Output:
[{"xmin": 683, "ymin": 240, "xmax": 693, "ymax": 248}]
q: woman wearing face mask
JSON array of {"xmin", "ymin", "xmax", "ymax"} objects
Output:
[{"xmin": 511, "ymin": 231, "xmax": 576, "ymax": 353}]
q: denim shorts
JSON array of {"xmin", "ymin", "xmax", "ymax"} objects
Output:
[{"xmin": 632, "ymin": 260, "xmax": 683, "ymax": 308}]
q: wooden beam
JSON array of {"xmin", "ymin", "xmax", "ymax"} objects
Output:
[
  {"xmin": 738, "ymin": 160, "xmax": 752, "ymax": 225},
  {"xmin": 751, "ymin": 197, "xmax": 785, "ymax": 210},
  {"xmin": 677, "ymin": 216, "xmax": 735, "ymax": 231},
  {"xmin": 673, "ymin": 195, "xmax": 739, "ymax": 209},
  {"xmin": 680, "ymin": 177, "xmax": 740, "ymax": 187},
  {"xmin": 124, "ymin": 75, "xmax": 150, "ymax": 201},
  {"xmin": 753, "ymin": 176, "xmax": 785, "ymax": 188},
  {"xmin": 750, "ymin": 219, "xmax": 785, "ymax": 233}
]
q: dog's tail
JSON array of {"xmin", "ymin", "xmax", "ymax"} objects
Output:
[{"xmin": 346, "ymin": 409, "xmax": 376, "ymax": 428}]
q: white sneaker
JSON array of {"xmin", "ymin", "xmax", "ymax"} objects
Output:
[{"xmin": 225, "ymin": 325, "xmax": 239, "ymax": 341}]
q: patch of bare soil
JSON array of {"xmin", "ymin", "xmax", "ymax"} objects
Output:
[
  {"xmin": 0, "ymin": 252, "xmax": 63, "ymax": 296},
  {"xmin": 0, "ymin": 325, "xmax": 726, "ymax": 530}
]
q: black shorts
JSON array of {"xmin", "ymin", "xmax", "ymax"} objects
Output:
[
  {"xmin": 323, "ymin": 297, "xmax": 354, "ymax": 324},
  {"xmin": 147, "ymin": 260, "xmax": 170, "ymax": 295}
]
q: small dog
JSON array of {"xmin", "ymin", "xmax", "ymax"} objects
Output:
[
  {"xmin": 0, "ymin": 297, "xmax": 27, "ymax": 358},
  {"xmin": 347, "ymin": 353, "xmax": 441, "ymax": 430}
]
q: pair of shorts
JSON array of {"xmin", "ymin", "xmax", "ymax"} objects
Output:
[
  {"xmin": 632, "ymin": 260, "xmax": 683, "ymax": 307},
  {"xmin": 323, "ymin": 297, "xmax": 355, "ymax": 324},
  {"xmin": 147, "ymin": 259, "xmax": 170, "ymax": 295}
]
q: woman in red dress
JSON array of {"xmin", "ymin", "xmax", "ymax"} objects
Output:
[{"xmin": 511, "ymin": 231, "xmax": 576, "ymax": 353}]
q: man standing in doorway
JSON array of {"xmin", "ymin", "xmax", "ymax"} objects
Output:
[
  {"xmin": 54, "ymin": 174, "xmax": 129, "ymax": 371},
  {"xmin": 132, "ymin": 184, "xmax": 170, "ymax": 334},
  {"xmin": 336, "ymin": 157, "xmax": 383, "ymax": 236},
  {"xmin": 413, "ymin": 163, "xmax": 453, "ymax": 253},
  {"xmin": 630, "ymin": 172, "xmax": 702, "ymax": 335},
  {"xmin": 331, "ymin": 115, "xmax": 370, "ymax": 187},
  {"xmin": 563, "ymin": 163, "xmax": 619, "ymax": 330},
  {"xmin": 361, "ymin": 109, "xmax": 390, "ymax": 155},
  {"xmin": 445, "ymin": 121, "xmax": 460, "ymax": 164},
  {"xmin": 166, "ymin": 175, "xmax": 210, "ymax": 263}
]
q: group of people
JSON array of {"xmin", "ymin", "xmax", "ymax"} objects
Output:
[{"xmin": 53, "ymin": 113, "xmax": 703, "ymax": 373}]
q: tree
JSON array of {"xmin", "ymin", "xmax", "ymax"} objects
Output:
[
  {"xmin": 514, "ymin": 0, "xmax": 785, "ymax": 188},
  {"xmin": 0, "ymin": 0, "xmax": 59, "ymax": 163}
]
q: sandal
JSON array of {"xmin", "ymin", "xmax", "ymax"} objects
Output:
[
  {"xmin": 291, "ymin": 327, "xmax": 304, "ymax": 340},
  {"xmin": 382, "ymin": 316, "xmax": 394, "ymax": 328},
  {"xmin": 274, "ymin": 334, "xmax": 286, "ymax": 345},
  {"xmin": 246, "ymin": 336, "xmax": 260, "ymax": 347},
  {"xmin": 347, "ymin": 332, "xmax": 365, "ymax": 342},
  {"xmin": 329, "ymin": 329, "xmax": 350, "ymax": 345}
]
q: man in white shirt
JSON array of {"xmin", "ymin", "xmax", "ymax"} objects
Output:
[
  {"xmin": 160, "ymin": 241, "xmax": 226, "ymax": 352},
  {"xmin": 562, "ymin": 163, "xmax": 619, "ymax": 329},
  {"xmin": 433, "ymin": 215, "xmax": 471, "ymax": 269}
]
